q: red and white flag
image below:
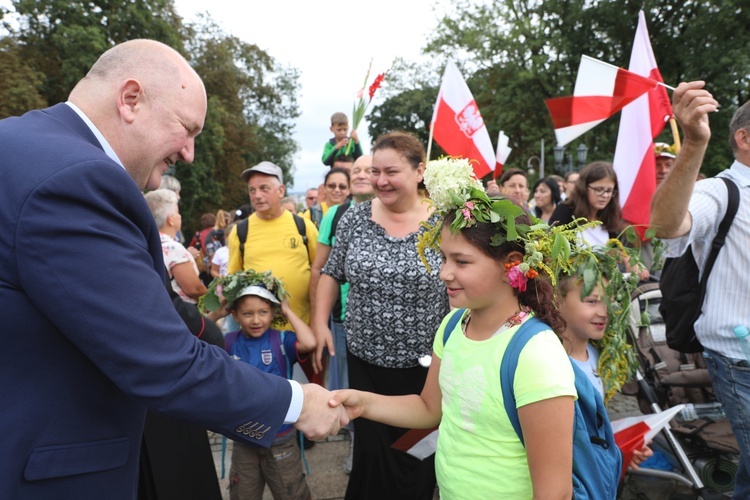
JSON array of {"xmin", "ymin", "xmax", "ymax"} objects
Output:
[
  {"xmin": 611, "ymin": 404, "xmax": 683, "ymax": 479},
  {"xmin": 494, "ymin": 131, "xmax": 512, "ymax": 179},
  {"xmin": 545, "ymin": 55, "xmax": 662, "ymax": 147},
  {"xmin": 431, "ymin": 60, "xmax": 495, "ymax": 178},
  {"xmin": 613, "ymin": 11, "xmax": 674, "ymax": 238},
  {"xmin": 391, "ymin": 427, "xmax": 438, "ymax": 460}
]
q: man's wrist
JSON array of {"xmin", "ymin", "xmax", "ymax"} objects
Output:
[{"xmin": 284, "ymin": 380, "xmax": 303, "ymax": 424}]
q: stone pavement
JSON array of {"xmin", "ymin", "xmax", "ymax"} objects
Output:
[{"xmin": 209, "ymin": 392, "xmax": 659, "ymax": 500}]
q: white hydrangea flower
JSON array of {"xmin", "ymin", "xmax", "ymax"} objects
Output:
[{"xmin": 423, "ymin": 157, "xmax": 484, "ymax": 211}]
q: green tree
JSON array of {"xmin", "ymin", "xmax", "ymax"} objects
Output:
[
  {"xmin": 377, "ymin": 0, "xmax": 750, "ymax": 178},
  {"xmin": 178, "ymin": 16, "xmax": 300, "ymax": 232},
  {"xmin": 0, "ymin": 37, "xmax": 47, "ymax": 117},
  {"xmin": 3, "ymin": 0, "xmax": 184, "ymax": 105}
]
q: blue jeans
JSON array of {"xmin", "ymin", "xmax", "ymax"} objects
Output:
[
  {"xmin": 328, "ymin": 319, "xmax": 349, "ymax": 391},
  {"xmin": 703, "ymin": 349, "xmax": 750, "ymax": 499}
]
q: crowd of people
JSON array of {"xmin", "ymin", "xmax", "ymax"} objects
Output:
[{"xmin": 2, "ymin": 37, "xmax": 749, "ymax": 500}]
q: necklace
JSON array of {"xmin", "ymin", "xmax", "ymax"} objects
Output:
[{"xmin": 462, "ymin": 306, "xmax": 531, "ymax": 338}]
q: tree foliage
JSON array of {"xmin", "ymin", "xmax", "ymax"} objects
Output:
[
  {"xmin": 1, "ymin": 3, "xmax": 301, "ymax": 237},
  {"xmin": 374, "ymin": 0, "xmax": 750, "ymax": 179}
]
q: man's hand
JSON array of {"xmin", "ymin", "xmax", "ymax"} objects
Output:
[
  {"xmin": 672, "ymin": 81, "xmax": 719, "ymax": 145},
  {"xmin": 294, "ymin": 383, "xmax": 348, "ymax": 440}
]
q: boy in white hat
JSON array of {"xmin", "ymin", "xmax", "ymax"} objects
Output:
[{"xmin": 208, "ymin": 270, "xmax": 316, "ymax": 500}]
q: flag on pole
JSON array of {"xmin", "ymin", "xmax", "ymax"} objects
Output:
[
  {"xmin": 494, "ymin": 131, "xmax": 512, "ymax": 179},
  {"xmin": 613, "ymin": 10, "xmax": 674, "ymax": 239},
  {"xmin": 431, "ymin": 60, "xmax": 495, "ymax": 178},
  {"xmin": 545, "ymin": 55, "xmax": 663, "ymax": 147},
  {"xmin": 611, "ymin": 405, "xmax": 684, "ymax": 478}
]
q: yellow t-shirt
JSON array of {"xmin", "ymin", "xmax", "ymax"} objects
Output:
[
  {"xmin": 302, "ymin": 201, "xmax": 329, "ymax": 222},
  {"xmin": 227, "ymin": 212, "xmax": 318, "ymax": 327},
  {"xmin": 433, "ymin": 310, "xmax": 576, "ymax": 499}
]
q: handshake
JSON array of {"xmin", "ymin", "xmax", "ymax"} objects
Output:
[{"xmin": 292, "ymin": 384, "xmax": 362, "ymax": 440}]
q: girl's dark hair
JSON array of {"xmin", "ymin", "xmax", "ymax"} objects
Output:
[
  {"xmin": 372, "ymin": 131, "xmax": 426, "ymax": 190},
  {"xmin": 444, "ymin": 207, "xmax": 566, "ymax": 335},
  {"xmin": 324, "ymin": 167, "xmax": 351, "ymax": 184},
  {"xmin": 531, "ymin": 177, "xmax": 562, "ymax": 218},
  {"xmin": 562, "ymin": 161, "xmax": 623, "ymax": 233}
]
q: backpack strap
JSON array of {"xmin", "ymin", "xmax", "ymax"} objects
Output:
[
  {"xmin": 270, "ymin": 329, "xmax": 293, "ymax": 379},
  {"xmin": 330, "ymin": 199, "xmax": 353, "ymax": 240},
  {"xmin": 499, "ymin": 317, "xmax": 551, "ymax": 446},
  {"xmin": 237, "ymin": 214, "xmax": 309, "ymax": 263},
  {"xmin": 699, "ymin": 177, "xmax": 739, "ymax": 289},
  {"xmin": 292, "ymin": 213, "xmax": 311, "ymax": 263},
  {"xmin": 442, "ymin": 308, "xmax": 468, "ymax": 346},
  {"xmin": 224, "ymin": 330, "xmax": 241, "ymax": 355},
  {"xmin": 237, "ymin": 219, "xmax": 249, "ymax": 262}
]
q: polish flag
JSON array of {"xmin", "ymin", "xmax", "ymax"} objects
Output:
[
  {"xmin": 611, "ymin": 405, "xmax": 683, "ymax": 479},
  {"xmin": 545, "ymin": 55, "xmax": 662, "ymax": 147},
  {"xmin": 613, "ymin": 11, "xmax": 674, "ymax": 239},
  {"xmin": 431, "ymin": 60, "xmax": 495, "ymax": 178},
  {"xmin": 494, "ymin": 131, "xmax": 512, "ymax": 179},
  {"xmin": 391, "ymin": 427, "xmax": 438, "ymax": 460}
]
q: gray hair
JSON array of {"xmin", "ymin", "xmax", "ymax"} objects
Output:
[
  {"xmin": 729, "ymin": 101, "xmax": 750, "ymax": 154},
  {"xmin": 144, "ymin": 188, "xmax": 179, "ymax": 228},
  {"xmin": 160, "ymin": 174, "xmax": 181, "ymax": 193}
]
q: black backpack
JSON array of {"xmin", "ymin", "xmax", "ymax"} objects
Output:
[
  {"xmin": 659, "ymin": 177, "xmax": 739, "ymax": 353},
  {"xmin": 235, "ymin": 212, "xmax": 309, "ymax": 261}
]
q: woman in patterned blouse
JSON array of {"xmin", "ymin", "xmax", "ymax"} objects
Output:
[{"xmin": 313, "ymin": 131, "xmax": 449, "ymax": 500}]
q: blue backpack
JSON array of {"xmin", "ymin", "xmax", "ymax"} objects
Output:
[
  {"xmin": 442, "ymin": 309, "xmax": 622, "ymax": 499},
  {"xmin": 224, "ymin": 329, "xmax": 293, "ymax": 379}
]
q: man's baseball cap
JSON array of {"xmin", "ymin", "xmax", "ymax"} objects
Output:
[
  {"xmin": 240, "ymin": 161, "xmax": 284, "ymax": 184},
  {"xmin": 654, "ymin": 142, "xmax": 676, "ymax": 159}
]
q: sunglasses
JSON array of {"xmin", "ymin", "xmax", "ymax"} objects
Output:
[{"xmin": 326, "ymin": 183, "xmax": 349, "ymax": 191}]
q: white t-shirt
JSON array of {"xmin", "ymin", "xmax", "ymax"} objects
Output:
[
  {"xmin": 212, "ymin": 245, "xmax": 229, "ymax": 277},
  {"xmin": 570, "ymin": 344, "xmax": 603, "ymax": 397}
]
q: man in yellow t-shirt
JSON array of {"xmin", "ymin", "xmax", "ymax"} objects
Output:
[{"xmin": 227, "ymin": 162, "xmax": 318, "ymax": 329}]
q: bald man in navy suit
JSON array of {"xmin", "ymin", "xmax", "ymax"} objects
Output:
[{"xmin": 0, "ymin": 39, "xmax": 346, "ymax": 498}]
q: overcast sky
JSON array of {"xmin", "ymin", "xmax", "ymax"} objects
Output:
[{"xmin": 173, "ymin": 0, "xmax": 444, "ymax": 193}]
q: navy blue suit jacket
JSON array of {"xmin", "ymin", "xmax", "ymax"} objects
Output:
[{"xmin": 0, "ymin": 104, "xmax": 293, "ymax": 498}]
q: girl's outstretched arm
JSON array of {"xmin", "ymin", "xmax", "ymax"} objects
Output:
[
  {"xmin": 518, "ymin": 396, "xmax": 575, "ymax": 500},
  {"xmin": 330, "ymin": 355, "xmax": 443, "ymax": 429}
]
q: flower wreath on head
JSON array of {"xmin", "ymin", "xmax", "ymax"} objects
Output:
[
  {"xmin": 199, "ymin": 269, "xmax": 289, "ymax": 328},
  {"xmin": 417, "ymin": 156, "xmax": 648, "ymax": 402},
  {"xmin": 561, "ymin": 239, "xmax": 647, "ymax": 403},
  {"xmin": 416, "ymin": 156, "xmax": 600, "ymax": 288}
]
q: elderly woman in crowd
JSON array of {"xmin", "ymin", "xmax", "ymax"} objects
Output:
[
  {"xmin": 313, "ymin": 132, "xmax": 448, "ymax": 500},
  {"xmin": 144, "ymin": 189, "xmax": 206, "ymax": 303}
]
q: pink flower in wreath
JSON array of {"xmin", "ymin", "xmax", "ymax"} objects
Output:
[
  {"xmin": 506, "ymin": 265, "xmax": 528, "ymax": 292},
  {"xmin": 216, "ymin": 284, "xmax": 225, "ymax": 302},
  {"xmin": 462, "ymin": 207, "xmax": 472, "ymax": 221},
  {"xmin": 464, "ymin": 201, "xmax": 475, "ymax": 210}
]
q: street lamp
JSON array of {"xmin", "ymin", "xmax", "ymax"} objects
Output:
[
  {"xmin": 576, "ymin": 143, "xmax": 589, "ymax": 168},
  {"xmin": 554, "ymin": 143, "xmax": 588, "ymax": 173}
]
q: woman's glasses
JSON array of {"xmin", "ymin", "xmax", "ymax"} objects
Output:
[
  {"xmin": 587, "ymin": 186, "xmax": 616, "ymax": 197},
  {"xmin": 326, "ymin": 183, "xmax": 349, "ymax": 191}
]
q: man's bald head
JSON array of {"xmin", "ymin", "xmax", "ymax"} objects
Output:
[{"xmin": 69, "ymin": 40, "xmax": 207, "ymax": 190}]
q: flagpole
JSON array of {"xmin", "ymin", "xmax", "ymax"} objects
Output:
[
  {"xmin": 426, "ymin": 123, "xmax": 434, "ymax": 162},
  {"xmin": 669, "ymin": 118, "xmax": 682, "ymax": 154}
]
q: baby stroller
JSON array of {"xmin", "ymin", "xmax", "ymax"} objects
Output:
[{"xmin": 620, "ymin": 281, "xmax": 739, "ymax": 499}]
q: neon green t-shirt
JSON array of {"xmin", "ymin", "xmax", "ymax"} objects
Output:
[{"xmin": 433, "ymin": 310, "xmax": 576, "ymax": 499}]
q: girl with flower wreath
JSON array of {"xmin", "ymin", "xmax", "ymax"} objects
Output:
[{"xmin": 330, "ymin": 158, "xmax": 582, "ymax": 499}]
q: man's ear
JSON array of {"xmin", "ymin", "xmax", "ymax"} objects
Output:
[
  {"xmin": 279, "ymin": 184, "xmax": 286, "ymax": 197},
  {"xmin": 117, "ymin": 79, "xmax": 144, "ymax": 124}
]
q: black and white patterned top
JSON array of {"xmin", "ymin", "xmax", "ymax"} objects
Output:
[{"xmin": 322, "ymin": 201, "xmax": 449, "ymax": 368}]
